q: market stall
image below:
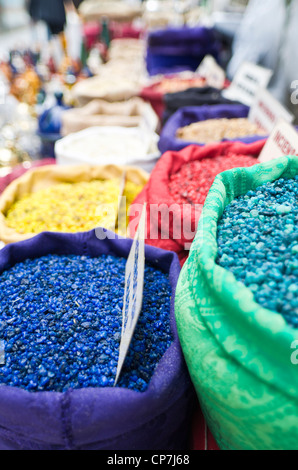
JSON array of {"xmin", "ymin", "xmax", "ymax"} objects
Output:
[{"xmin": 0, "ymin": 0, "xmax": 297, "ymax": 453}]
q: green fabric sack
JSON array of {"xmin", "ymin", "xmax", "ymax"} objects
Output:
[{"xmin": 175, "ymin": 155, "xmax": 298, "ymax": 450}]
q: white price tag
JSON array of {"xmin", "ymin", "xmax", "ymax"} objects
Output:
[
  {"xmin": 259, "ymin": 119, "xmax": 298, "ymax": 163},
  {"xmin": 222, "ymin": 62, "xmax": 273, "ymax": 106},
  {"xmin": 196, "ymin": 55, "xmax": 226, "ymax": 89},
  {"xmin": 249, "ymin": 88, "xmax": 294, "ymax": 133},
  {"xmin": 0, "ymin": 340, "xmax": 5, "ymax": 365},
  {"xmin": 114, "ymin": 204, "xmax": 146, "ymax": 385}
]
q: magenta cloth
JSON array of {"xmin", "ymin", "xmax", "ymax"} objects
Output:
[
  {"xmin": 158, "ymin": 104, "xmax": 267, "ymax": 153},
  {"xmin": 140, "ymin": 82, "xmax": 166, "ymax": 119},
  {"xmin": 0, "ymin": 229, "xmax": 195, "ymax": 450},
  {"xmin": 146, "ymin": 26, "xmax": 220, "ymax": 76},
  {"xmin": 0, "ymin": 159, "xmax": 56, "ymax": 194},
  {"xmin": 83, "ymin": 22, "xmax": 143, "ymax": 50}
]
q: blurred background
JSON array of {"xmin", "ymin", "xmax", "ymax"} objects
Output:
[
  {"xmin": 0, "ymin": 0, "xmax": 297, "ymax": 177},
  {"xmin": 0, "ymin": 2, "xmax": 297, "ymax": 452}
]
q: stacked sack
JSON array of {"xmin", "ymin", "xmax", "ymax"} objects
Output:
[
  {"xmin": 71, "ymin": 38, "xmax": 147, "ymax": 106},
  {"xmin": 60, "ymin": 98, "xmax": 158, "ymax": 136},
  {"xmin": 146, "ymin": 26, "xmax": 220, "ymax": 76},
  {"xmin": 162, "ymin": 86, "xmax": 241, "ymax": 123},
  {"xmin": 158, "ymin": 104, "xmax": 267, "ymax": 153},
  {"xmin": 0, "ymin": 163, "xmax": 148, "ymax": 244},
  {"xmin": 0, "ymin": 160, "xmax": 196, "ymax": 449},
  {"xmin": 55, "ymin": 125, "xmax": 159, "ymax": 173},
  {"xmin": 175, "ymin": 155, "xmax": 298, "ymax": 450},
  {"xmin": 140, "ymin": 73, "xmax": 209, "ymax": 119},
  {"xmin": 71, "ymin": 72, "xmax": 144, "ymax": 107},
  {"xmin": 130, "ymin": 140, "xmax": 266, "ymax": 266},
  {"xmin": 78, "ymin": 0, "xmax": 143, "ymax": 23},
  {"xmin": 0, "ymin": 229, "xmax": 195, "ymax": 450}
]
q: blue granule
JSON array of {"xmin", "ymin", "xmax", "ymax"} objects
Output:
[
  {"xmin": 216, "ymin": 176, "xmax": 298, "ymax": 328},
  {"xmin": 0, "ymin": 254, "xmax": 172, "ymax": 392}
]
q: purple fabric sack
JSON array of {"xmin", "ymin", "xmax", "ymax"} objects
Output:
[
  {"xmin": 146, "ymin": 51, "xmax": 218, "ymax": 76},
  {"xmin": 158, "ymin": 104, "xmax": 268, "ymax": 154},
  {"xmin": 0, "ymin": 229, "xmax": 195, "ymax": 450},
  {"xmin": 146, "ymin": 26, "xmax": 220, "ymax": 76},
  {"xmin": 147, "ymin": 26, "xmax": 218, "ymax": 48}
]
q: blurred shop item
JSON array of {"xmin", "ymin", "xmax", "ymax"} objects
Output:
[
  {"xmin": 0, "ymin": 51, "xmax": 41, "ymax": 106},
  {"xmin": 227, "ymin": 0, "xmax": 298, "ymax": 122},
  {"xmin": 0, "ymin": 97, "xmax": 41, "ymax": 175},
  {"xmin": 37, "ymin": 91, "xmax": 70, "ymax": 157},
  {"xmin": 0, "ymin": 0, "xmax": 29, "ymax": 30},
  {"xmin": 227, "ymin": 0, "xmax": 285, "ymax": 80},
  {"xmin": 64, "ymin": 7, "xmax": 84, "ymax": 62},
  {"xmin": 78, "ymin": 0, "xmax": 143, "ymax": 23},
  {"xmin": 28, "ymin": 0, "xmax": 66, "ymax": 36},
  {"xmin": 211, "ymin": 0, "xmax": 249, "ymax": 13}
]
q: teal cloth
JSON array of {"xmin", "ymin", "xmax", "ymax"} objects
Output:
[{"xmin": 175, "ymin": 155, "xmax": 298, "ymax": 450}]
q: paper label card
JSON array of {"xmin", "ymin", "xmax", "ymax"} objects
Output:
[
  {"xmin": 0, "ymin": 340, "xmax": 5, "ymax": 365},
  {"xmin": 114, "ymin": 204, "xmax": 146, "ymax": 385},
  {"xmin": 197, "ymin": 55, "xmax": 226, "ymax": 89},
  {"xmin": 258, "ymin": 119, "xmax": 298, "ymax": 163},
  {"xmin": 222, "ymin": 62, "xmax": 273, "ymax": 106},
  {"xmin": 249, "ymin": 88, "xmax": 294, "ymax": 133}
]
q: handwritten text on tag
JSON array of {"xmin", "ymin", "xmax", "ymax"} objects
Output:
[
  {"xmin": 259, "ymin": 119, "xmax": 298, "ymax": 163},
  {"xmin": 222, "ymin": 62, "xmax": 273, "ymax": 107},
  {"xmin": 249, "ymin": 88, "xmax": 294, "ymax": 134},
  {"xmin": 114, "ymin": 204, "xmax": 146, "ymax": 385}
]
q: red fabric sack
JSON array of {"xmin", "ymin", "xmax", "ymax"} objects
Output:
[
  {"xmin": 129, "ymin": 140, "xmax": 266, "ymax": 266},
  {"xmin": 83, "ymin": 22, "xmax": 143, "ymax": 50},
  {"xmin": 140, "ymin": 82, "xmax": 166, "ymax": 119},
  {"xmin": 190, "ymin": 406, "xmax": 220, "ymax": 450},
  {"xmin": 140, "ymin": 77, "xmax": 210, "ymax": 120}
]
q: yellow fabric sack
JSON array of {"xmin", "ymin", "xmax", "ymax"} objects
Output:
[{"xmin": 0, "ymin": 163, "xmax": 149, "ymax": 244}]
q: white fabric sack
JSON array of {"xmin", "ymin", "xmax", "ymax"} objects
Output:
[{"xmin": 55, "ymin": 126, "xmax": 160, "ymax": 173}]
